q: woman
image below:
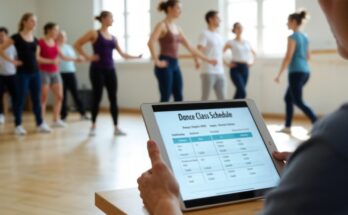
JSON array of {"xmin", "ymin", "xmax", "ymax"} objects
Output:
[
  {"xmin": 38, "ymin": 22, "xmax": 67, "ymax": 128},
  {"xmin": 224, "ymin": 22, "xmax": 256, "ymax": 99},
  {"xmin": 274, "ymin": 11, "xmax": 317, "ymax": 134},
  {"xmin": 74, "ymin": 11, "xmax": 142, "ymax": 136},
  {"xmin": 148, "ymin": 0, "xmax": 217, "ymax": 102},
  {"xmin": 0, "ymin": 27, "xmax": 17, "ymax": 125},
  {"xmin": 57, "ymin": 30, "xmax": 88, "ymax": 121},
  {"xmin": 0, "ymin": 13, "xmax": 51, "ymax": 135}
]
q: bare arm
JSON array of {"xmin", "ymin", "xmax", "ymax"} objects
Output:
[
  {"xmin": 223, "ymin": 43, "xmax": 234, "ymax": 67},
  {"xmin": 180, "ymin": 29, "xmax": 216, "ymax": 65},
  {"xmin": 148, "ymin": 22, "xmax": 167, "ymax": 67},
  {"xmin": 275, "ymin": 38, "xmax": 296, "ymax": 83},
  {"xmin": 74, "ymin": 30, "xmax": 98, "ymax": 61},
  {"xmin": 115, "ymin": 42, "xmax": 142, "ymax": 60}
]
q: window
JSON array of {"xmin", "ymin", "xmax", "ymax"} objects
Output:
[
  {"xmin": 226, "ymin": 0, "xmax": 295, "ymax": 56},
  {"xmin": 102, "ymin": 0, "xmax": 151, "ymax": 60}
]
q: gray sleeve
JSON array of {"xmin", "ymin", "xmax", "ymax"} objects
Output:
[{"xmin": 260, "ymin": 138, "xmax": 348, "ymax": 215}]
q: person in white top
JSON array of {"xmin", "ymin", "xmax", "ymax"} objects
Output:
[
  {"xmin": 0, "ymin": 27, "xmax": 17, "ymax": 125},
  {"xmin": 224, "ymin": 22, "xmax": 256, "ymax": 99},
  {"xmin": 197, "ymin": 10, "xmax": 226, "ymax": 100}
]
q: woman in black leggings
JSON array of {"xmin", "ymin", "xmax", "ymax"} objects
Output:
[{"xmin": 74, "ymin": 11, "xmax": 141, "ymax": 136}]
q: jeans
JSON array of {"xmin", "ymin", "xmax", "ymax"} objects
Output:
[
  {"xmin": 230, "ymin": 63, "xmax": 249, "ymax": 99},
  {"xmin": 155, "ymin": 55, "xmax": 183, "ymax": 102},
  {"xmin": 15, "ymin": 72, "xmax": 43, "ymax": 126},
  {"xmin": 0, "ymin": 75, "xmax": 17, "ymax": 117},
  {"xmin": 285, "ymin": 72, "xmax": 317, "ymax": 127}
]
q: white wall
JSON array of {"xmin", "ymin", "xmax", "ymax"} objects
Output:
[
  {"xmin": 2, "ymin": 0, "xmax": 348, "ymax": 116},
  {"xmin": 0, "ymin": 0, "xmax": 38, "ymax": 34}
]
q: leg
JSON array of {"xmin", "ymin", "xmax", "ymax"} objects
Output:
[
  {"xmin": 51, "ymin": 83, "xmax": 63, "ymax": 122},
  {"xmin": 172, "ymin": 64, "xmax": 183, "ymax": 102},
  {"xmin": 289, "ymin": 73, "xmax": 317, "ymax": 124},
  {"xmin": 104, "ymin": 69, "xmax": 118, "ymax": 126},
  {"xmin": 201, "ymin": 74, "xmax": 214, "ymax": 101},
  {"xmin": 60, "ymin": 73, "xmax": 69, "ymax": 120},
  {"xmin": 41, "ymin": 84, "xmax": 49, "ymax": 120},
  {"xmin": 155, "ymin": 66, "xmax": 173, "ymax": 102},
  {"xmin": 29, "ymin": 72, "xmax": 43, "ymax": 126},
  {"xmin": 89, "ymin": 67, "xmax": 104, "ymax": 125},
  {"xmin": 5, "ymin": 75, "xmax": 18, "ymax": 121},
  {"xmin": 240, "ymin": 64, "xmax": 249, "ymax": 98},
  {"xmin": 68, "ymin": 73, "xmax": 86, "ymax": 116},
  {"xmin": 230, "ymin": 66, "xmax": 245, "ymax": 99},
  {"xmin": 214, "ymin": 74, "xmax": 226, "ymax": 100},
  {"xmin": 0, "ymin": 76, "xmax": 5, "ymax": 114},
  {"xmin": 284, "ymin": 86, "xmax": 294, "ymax": 127},
  {"xmin": 15, "ymin": 74, "xmax": 30, "ymax": 126}
]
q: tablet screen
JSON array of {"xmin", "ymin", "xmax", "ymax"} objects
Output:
[{"xmin": 152, "ymin": 102, "xmax": 280, "ymax": 208}]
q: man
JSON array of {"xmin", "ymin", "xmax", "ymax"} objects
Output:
[
  {"xmin": 137, "ymin": 1, "xmax": 348, "ymax": 214},
  {"xmin": 197, "ymin": 11, "xmax": 226, "ymax": 101},
  {"xmin": 0, "ymin": 27, "xmax": 17, "ymax": 125}
]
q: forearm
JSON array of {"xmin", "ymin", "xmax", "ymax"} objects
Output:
[
  {"xmin": 74, "ymin": 45, "xmax": 90, "ymax": 60},
  {"xmin": 0, "ymin": 50, "xmax": 14, "ymax": 63},
  {"xmin": 37, "ymin": 56, "xmax": 54, "ymax": 64},
  {"xmin": 277, "ymin": 58, "xmax": 290, "ymax": 77},
  {"xmin": 122, "ymin": 53, "xmax": 139, "ymax": 60},
  {"xmin": 148, "ymin": 43, "xmax": 159, "ymax": 64}
]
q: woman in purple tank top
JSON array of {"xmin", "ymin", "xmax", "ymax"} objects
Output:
[
  {"xmin": 74, "ymin": 11, "xmax": 142, "ymax": 136},
  {"xmin": 148, "ymin": 0, "xmax": 218, "ymax": 102}
]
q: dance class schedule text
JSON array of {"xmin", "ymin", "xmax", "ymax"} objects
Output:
[{"xmin": 154, "ymin": 107, "xmax": 280, "ymax": 200}]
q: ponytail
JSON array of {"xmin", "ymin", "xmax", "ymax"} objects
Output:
[
  {"xmin": 158, "ymin": 0, "xmax": 180, "ymax": 13},
  {"xmin": 95, "ymin": 11, "xmax": 112, "ymax": 23}
]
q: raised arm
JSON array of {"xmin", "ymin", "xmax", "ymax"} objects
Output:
[
  {"xmin": 275, "ymin": 37, "xmax": 296, "ymax": 83},
  {"xmin": 74, "ymin": 30, "xmax": 98, "ymax": 61}
]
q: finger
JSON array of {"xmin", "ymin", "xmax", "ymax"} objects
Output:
[
  {"xmin": 147, "ymin": 140, "xmax": 162, "ymax": 166},
  {"xmin": 273, "ymin": 151, "xmax": 291, "ymax": 161}
]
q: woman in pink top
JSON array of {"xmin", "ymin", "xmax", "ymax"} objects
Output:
[
  {"xmin": 148, "ymin": 0, "xmax": 217, "ymax": 102},
  {"xmin": 38, "ymin": 22, "xmax": 72, "ymax": 128}
]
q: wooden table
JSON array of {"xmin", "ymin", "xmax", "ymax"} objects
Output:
[{"xmin": 95, "ymin": 188, "xmax": 264, "ymax": 215}]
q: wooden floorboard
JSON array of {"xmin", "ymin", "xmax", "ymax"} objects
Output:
[{"xmin": 0, "ymin": 112, "xmax": 311, "ymax": 214}]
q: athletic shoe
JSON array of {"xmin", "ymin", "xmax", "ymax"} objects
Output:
[
  {"xmin": 15, "ymin": 125, "xmax": 27, "ymax": 135},
  {"xmin": 0, "ymin": 114, "xmax": 5, "ymax": 124},
  {"xmin": 89, "ymin": 127, "xmax": 96, "ymax": 137},
  {"xmin": 52, "ymin": 120, "xmax": 68, "ymax": 128},
  {"xmin": 114, "ymin": 127, "xmax": 126, "ymax": 136},
  {"xmin": 277, "ymin": 127, "xmax": 291, "ymax": 134},
  {"xmin": 37, "ymin": 122, "xmax": 52, "ymax": 133}
]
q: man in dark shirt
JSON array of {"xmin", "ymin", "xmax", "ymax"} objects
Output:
[{"xmin": 137, "ymin": 1, "xmax": 348, "ymax": 214}]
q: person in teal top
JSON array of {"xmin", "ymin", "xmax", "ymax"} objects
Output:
[
  {"xmin": 275, "ymin": 10, "xmax": 317, "ymax": 134},
  {"xmin": 288, "ymin": 32, "xmax": 310, "ymax": 73},
  {"xmin": 57, "ymin": 30, "xmax": 88, "ymax": 121}
]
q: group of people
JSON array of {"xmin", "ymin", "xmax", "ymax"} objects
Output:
[
  {"xmin": 1, "ymin": 0, "xmax": 317, "ymax": 136},
  {"xmin": 138, "ymin": 1, "xmax": 348, "ymax": 215}
]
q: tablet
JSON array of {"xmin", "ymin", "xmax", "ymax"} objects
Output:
[{"xmin": 141, "ymin": 99, "xmax": 283, "ymax": 211}]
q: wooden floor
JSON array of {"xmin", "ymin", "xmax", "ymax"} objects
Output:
[{"xmin": 0, "ymin": 112, "xmax": 311, "ymax": 215}]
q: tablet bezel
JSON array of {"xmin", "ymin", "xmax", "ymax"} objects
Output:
[{"xmin": 141, "ymin": 99, "xmax": 283, "ymax": 211}]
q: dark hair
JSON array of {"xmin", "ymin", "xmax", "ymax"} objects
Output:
[
  {"xmin": 232, "ymin": 22, "xmax": 241, "ymax": 34},
  {"xmin": 289, "ymin": 10, "xmax": 308, "ymax": 26},
  {"xmin": 205, "ymin": 10, "xmax": 218, "ymax": 24},
  {"xmin": 158, "ymin": 0, "xmax": 180, "ymax": 13},
  {"xmin": 0, "ymin": 27, "xmax": 9, "ymax": 35},
  {"xmin": 18, "ymin": 12, "xmax": 35, "ymax": 32},
  {"xmin": 95, "ymin": 11, "xmax": 112, "ymax": 23},
  {"xmin": 44, "ymin": 22, "xmax": 57, "ymax": 35}
]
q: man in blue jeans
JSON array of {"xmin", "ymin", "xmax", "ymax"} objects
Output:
[{"xmin": 137, "ymin": 1, "xmax": 348, "ymax": 214}]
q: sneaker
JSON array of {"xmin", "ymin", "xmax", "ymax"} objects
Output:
[
  {"xmin": 37, "ymin": 122, "xmax": 52, "ymax": 133},
  {"xmin": 15, "ymin": 125, "xmax": 27, "ymax": 135},
  {"xmin": 52, "ymin": 120, "xmax": 67, "ymax": 128},
  {"xmin": 114, "ymin": 127, "xmax": 126, "ymax": 136},
  {"xmin": 277, "ymin": 127, "xmax": 291, "ymax": 134},
  {"xmin": 89, "ymin": 127, "xmax": 96, "ymax": 137},
  {"xmin": 0, "ymin": 114, "xmax": 5, "ymax": 124}
]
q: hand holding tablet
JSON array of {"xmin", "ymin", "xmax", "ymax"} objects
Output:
[{"xmin": 140, "ymin": 99, "xmax": 283, "ymax": 211}]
